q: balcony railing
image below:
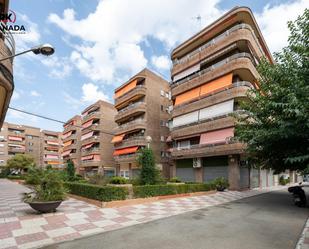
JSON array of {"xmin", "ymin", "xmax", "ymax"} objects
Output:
[
  {"xmin": 118, "ymin": 101, "xmax": 145, "ymax": 114},
  {"xmin": 173, "ymin": 81, "xmax": 253, "ymax": 110},
  {"xmin": 81, "ymin": 147, "xmax": 100, "ymax": 154},
  {"xmin": 115, "ymin": 85, "xmax": 146, "ymax": 103},
  {"xmin": 171, "ymin": 110, "xmax": 246, "ymax": 131},
  {"xmin": 0, "ymin": 28, "xmax": 15, "ymax": 57},
  {"xmin": 171, "ymin": 137, "xmax": 238, "ymax": 152},
  {"xmin": 171, "ymin": 52, "xmax": 255, "ymax": 88},
  {"xmin": 172, "ymin": 23, "xmax": 264, "ymax": 66},
  {"xmin": 82, "ymin": 111, "xmax": 99, "ymax": 121},
  {"xmin": 116, "ymin": 118, "xmax": 145, "ymax": 130}
]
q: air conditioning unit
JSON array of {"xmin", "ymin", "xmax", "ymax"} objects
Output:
[{"xmin": 193, "ymin": 158, "xmax": 201, "ymax": 168}]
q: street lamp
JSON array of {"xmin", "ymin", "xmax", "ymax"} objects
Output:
[
  {"xmin": 146, "ymin": 136, "xmax": 152, "ymax": 149},
  {"xmin": 0, "ymin": 43, "xmax": 55, "ymax": 62}
]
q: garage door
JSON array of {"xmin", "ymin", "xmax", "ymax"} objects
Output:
[
  {"xmin": 267, "ymin": 169, "xmax": 274, "ymax": 186},
  {"xmin": 250, "ymin": 168, "xmax": 259, "ymax": 188},
  {"xmin": 176, "ymin": 159, "xmax": 195, "ymax": 182},
  {"xmin": 203, "ymin": 156, "xmax": 228, "ymax": 183},
  {"xmin": 240, "ymin": 166, "xmax": 250, "ymax": 189}
]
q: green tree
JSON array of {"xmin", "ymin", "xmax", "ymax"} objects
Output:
[
  {"xmin": 66, "ymin": 160, "xmax": 75, "ymax": 181},
  {"xmin": 137, "ymin": 148, "xmax": 160, "ymax": 185},
  {"xmin": 235, "ymin": 9, "xmax": 309, "ymax": 173},
  {"xmin": 6, "ymin": 154, "xmax": 36, "ymax": 170}
]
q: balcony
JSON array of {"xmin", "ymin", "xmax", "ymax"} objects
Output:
[
  {"xmin": 114, "ymin": 119, "xmax": 146, "ymax": 135},
  {"xmin": 172, "ymin": 82, "xmax": 252, "ymax": 118},
  {"xmin": 171, "ymin": 116, "xmax": 235, "ymax": 139},
  {"xmin": 171, "ymin": 141, "xmax": 245, "ymax": 159},
  {"xmin": 62, "ymin": 133, "xmax": 78, "ymax": 143},
  {"xmin": 63, "ymin": 124, "xmax": 77, "ymax": 133},
  {"xmin": 114, "ymin": 136, "xmax": 147, "ymax": 149},
  {"xmin": 81, "ymin": 147, "xmax": 100, "ymax": 156},
  {"xmin": 115, "ymin": 102, "xmax": 146, "ymax": 123},
  {"xmin": 172, "ymin": 23, "xmax": 265, "ymax": 75},
  {"xmin": 81, "ymin": 123, "xmax": 100, "ymax": 135},
  {"xmin": 82, "ymin": 111, "xmax": 100, "ymax": 123},
  {"xmin": 115, "ymin": 86, "xmax": 146, "ymax": 108},
  {"xmin": 114, "ymin": 153, "xmax": 139, "ymax": 163},
  {"xmin": 81, "ymin": 135, "xmax": 100, "ymax": 145},
  {"xmin": 8, "ymin": 147, "xmax": 25, "ymax": 153},
  {"xmin": 0, "ymin": 29, "xmax": 15, "ymax": 126},
  {"xmin": 81, "ymin": 160, "xmax": 101, "ymax": 168},
  {"xmin": 8, "ymin": 131, "xmax": 25, "ymax": 138},
  {"xmin": 171, "ymin": 53, "xmax": 258, "ymax": 96},
  {"xmin": 44, "ymin": 150, "xmax": 59, "ymax": 155}
]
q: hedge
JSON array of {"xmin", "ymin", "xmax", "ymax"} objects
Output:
[
  {"xmin": 133, "ymin": 183, "xmax": 216, "ymax": 198},
  {"xmin": 65, "ymin": 182, "xmax": 129, "ymax": 202},
  {"xmin": 7, "ymin": 175, "xmax": 25, "ymax": 180}
]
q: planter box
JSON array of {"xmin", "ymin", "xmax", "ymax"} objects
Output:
[
  {"xmin": 167, "ymin": 182, "xmax": 185, "ymax": 185},
  {"xmin": 107, "ymin": 184, "xmax": 133, "ymax": 187},
  {"xmin": 68, "ymin": 190, "xmax": 216, "ymax": 208}
]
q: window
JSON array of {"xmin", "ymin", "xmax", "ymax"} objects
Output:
[
  {"xmin": 0, "ymin": 144, "xmax": 4, "ymax": 147},
  {"xmin": 160, "ymin": 90, "xmax": 164, "ymax": 96},
  {"xmin": 160, "ymin": 136, "xmax": 164, "ymax": 142},
  {"xmin": 160, "ymin": 120, "xmax": 165, "ymax": 127},
  {"xmin": 160, "ymin": 105, "xmax": 164, "ymax": 111},
  {"xmin": 27, "ymin": 135, "xmax": 33, "ymax": 139},
  {"xmin": 28, "ymin": 142, "xmax": 34, "ymax": 146},
  {"xmin": 104, "ymin": 170, "xmax": 115, "ymax": 177},
  {"xmin": 0, "ymin": 136, "xmax": 4, "ymax": 140},
  {"xmin": 28, "ymin": 149, "xmax": 33, "ymax": 152},
  {"xmin": 120, "ymin": 170, "xmax": 129, "ymax": 179},
  {"xmin": 0, "ymin": 151, "xmax": 4, "ymax": 155},
  {"xmin": 165, "ymin": 93, "xmax": 169, "ymax": 98},
  {"xmin": 0, "ymin": 160, "xmax": 4, "ymax": 164},
  {"xmin": 160, "ymin": 151, "xmax": 165, "ymax": 157}
]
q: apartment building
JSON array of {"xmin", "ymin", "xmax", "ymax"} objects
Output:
[
  {"xmin": 169, "ymin": 7, "xmax": 274, "ymax": 190},
  {"xmin": 112, "ymin": 68, "xmax": 170, "ymax": 178},
  {"xmin": 0, "ymin": 122, "xmax": 60, "ymax": 168},
  {"xmin": 0, "ymin": 0, "xmax": 14, "ymax": 128},
  {"xmin": 62, "ymin": 115, "xmax": 82, "ymax": 172},
  {"xmin": 80, "ymin": 100, "xmax": 117, "ymax": 176},
  {"xmin": 40, "ymin": 130, "xmax": 63, "ymax": 169}
]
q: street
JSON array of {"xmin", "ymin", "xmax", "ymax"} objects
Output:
[{"xmin": 45, "ymin": 189, "xmax": 309, "ymax": 249}]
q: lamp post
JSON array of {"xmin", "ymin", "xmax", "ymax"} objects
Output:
[
  {"xmin": 0, "ymin": 43, "xmax": 55, "ymax": 62},
  {"xmin": 146, "ymin": 136, "xmax": 152, "ymax": 149}
]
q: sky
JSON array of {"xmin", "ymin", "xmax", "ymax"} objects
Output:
[{"xmin": 5, "ymin": 0, "xmax": 309, "ymax": 132}]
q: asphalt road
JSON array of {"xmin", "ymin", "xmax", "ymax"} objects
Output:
[{"xmin": 44, "ymin": 189, "xmax": 309, "ymax": 249}]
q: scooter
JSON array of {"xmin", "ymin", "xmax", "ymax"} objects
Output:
[{"xmin": 288, "ymin": 184, "xmax": 307, "ymax": 207}]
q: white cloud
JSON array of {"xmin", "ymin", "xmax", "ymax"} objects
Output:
[
  {"xmin": 151, "ymin": 55, "xmax": 171, "ymax": 70},
  {"xmin": 30, "ymin": 90, "xmax": 41, "ymax": 97},
  {"xmin": 255, "ymin": 0, "xmax": 309, "ymax": 53},
  {"xmin": 81, "ymin": 83, "xmax": 109, "ymax": 103},
  {"xmin": 41, "ymin": 56, "xmax": 73, "ymax": 79},
  {"xmin": 48, "ymin": 0, "xmax": 222, "ymax": 85}
]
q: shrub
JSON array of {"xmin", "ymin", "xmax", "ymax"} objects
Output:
[
  {"xmin": 109, "ymin": 176, "xmax": 127, "ymax": 184},
  {"xmin": 212, "ymin": 177, "xmax": 229, "ymax": 190},
  {"xmin": 25, "ymin": 167, "xmax": 44, "ymax": 185},
  {"xmin": 24, "ymin": 169, "xmax": 67, "ymax": 202},
  {"xmin": 66, "ymin": 160, "xmax": 75, "ymax": 181},
  {"xmin": 0, "ymin": 168, "xmax": 10, "ymax": 178},
  {"xmin": 133, "ymin": 183, "xmax": 215, "ymax": 198},
  {"xmin": 137, "ymin": 148, "xmax": 160, "ymax": 185},
  {"xmin": 7, "ymin": 175, "xmax": 25, "ymax": 180},
  {"xmin": 169, "ymin": 177, "xmax": 182, "ymax": 183},
  {"xmin": 279, "ymin": 176, "xmax": 290, "ymax": 185},
  {"xmin": 87, "ymin": 174, "xmax": 110, "ymax": 185},
  {"xmin": 65, "ymin": 182, "xmax": 129, "ymax": 202}
]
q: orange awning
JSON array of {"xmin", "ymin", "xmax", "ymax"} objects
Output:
[
  {"xmin": 114, "ymin": 79, "xmax": 137, "ymax": 99},
  {"xmin": 82, "ymin": 119, "xmax": 94, "ymax": 129},
  {"xmin": 111, "ymin": 134, "xmax": 125, "ymax": 143},
  {"xmin": 47, "ymin": 141, "xmax": 59, "ymax": 146},
  {"xmin": 82, "ymin": 142, "xmax": 95, "ymax": 150},
  {"xmin": 200, "ymin": 73, "xmax": 233, "ymax": 96},
  {"xmin": 113, "ymin": 146, "xmax": 138, "ymax": 156},
  {"xmin": 62, "ymin": 131, "xmax": 72, "ymax": 139},
  {"xmin": 8, "ymin": 136, "xmax": 23, "ymax": 141},
  {"xmin": 61, "ymin": 150, "xmax": 71, "ymax": 157},
  {"xmin": 175, "ymin": 87, "xmax": 201, "ymax": 106},
  {"xmin": 63, "ymin": 140, "xmax": 73, "ymax": 147},
  {"xmin": 46, "ymin": 161, "xmax": 59, "ymax": 165}
]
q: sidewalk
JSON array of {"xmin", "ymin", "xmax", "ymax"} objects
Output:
[{"xmin": 0, "ymin": 179, "xmax": 286, "ymax": 249}]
